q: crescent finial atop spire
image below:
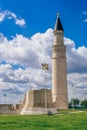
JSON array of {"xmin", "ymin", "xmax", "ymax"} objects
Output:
[{"xmin": 57, "ymin": 12, "xmax": 60, "ymax": 18}]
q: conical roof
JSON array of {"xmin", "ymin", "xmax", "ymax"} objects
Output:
[{"xmin": 54, "ymin": 14, "xmax": 64, "ymax": 32}]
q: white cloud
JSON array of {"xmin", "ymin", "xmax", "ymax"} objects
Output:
[
  {"xmin": 68, "ymin": 73, "xmax": 87, "ymax": 101},
  {"xmin": 82, "ymin": 11, "xmax": 87, "ymax": 15},
  {"xmin": 0, "ymin": 10, "xmax": 7, "ymax": 22},
  {"xmin": 0, "ymin": 28, "xmax": 87, "ymax": 104},
  {"xmin": 0, "ymin": 9, "xmax": 26, "ymax": 26},
  {"xmin": 83, "ymin": 19, "xmax": 87, "ymax": 22},
  {"xmin": 82, "ymin": 11, "xmax": 87, "ymax": 23},
  {"xmin": 15, "ymin": 18, "xmax": 25, "ymax": 26}
]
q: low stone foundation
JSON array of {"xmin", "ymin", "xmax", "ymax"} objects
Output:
[{"xmin": 20, "ymin": 108, "xmax": 58, "ymax": 115}]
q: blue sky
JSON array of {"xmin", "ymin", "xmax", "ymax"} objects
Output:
[
  {"xmin": 0, "ymin": 0, "xmax": 87, "ymax": 104},
  {"xmin": 0, "ymin": 0, "xmax": 87, "ymax": 47}
]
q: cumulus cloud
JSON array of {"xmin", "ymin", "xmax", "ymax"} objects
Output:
[
  {"xmin": 0, "ymin": 28, "xmax": 87, "ymax": 103},
  {"xmin": 0, "ymin": 29, "xmax": 53, "ymax": 69},
  {"xmin": 0, "ymin": 10, "xmax": 7, "ymax": 22},
  {"xmin": 68, "ymin": 73, "xmax": 87, "ymax": 101},
  {"xmin": 82, "ymin": 11, "xmax": 87, "ymax": 15},
  {"xmin": 15, "ymin": 19, "xmax": 26, "ymax": 26},
  {"xmin": 65, "ymin": 39, "xmax": 87, "ymax": 73},
  {"xmin": 83, "ymin": 19, "xmax": 87, "ymax": 22},
  {"xmin": 82, "ymin": 11, "xmax": 87, "ymax": 23},
  {"xmin": 0, "ymin": 9, "xmax": 26, "ymax": 26}
]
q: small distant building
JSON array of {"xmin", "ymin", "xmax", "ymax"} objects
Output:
[{"xmin": 0, "ymin": 104, "xmax": 15, "ymax": 114}]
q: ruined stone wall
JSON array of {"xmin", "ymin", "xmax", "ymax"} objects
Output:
[
  {"xmin": 23, "ymin": 89, "xmax": 54, "ymax": 109},
  {"xmin": 33, "ymin": 89, "xmax": 53, "ymax": 108}
]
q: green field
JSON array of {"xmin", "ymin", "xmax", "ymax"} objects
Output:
[{"xmin": 0, "ymin": 111, "xmax": 87, "ymax": 130}]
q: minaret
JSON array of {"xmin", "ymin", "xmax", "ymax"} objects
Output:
[{"xmin": 52, "ymin": 13, "xmax": 68, "ymax": 109}]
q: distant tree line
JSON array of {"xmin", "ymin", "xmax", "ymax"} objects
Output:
[{"xmin": 69, "ymin": 99, "xmax": 87, "ymax": 108}]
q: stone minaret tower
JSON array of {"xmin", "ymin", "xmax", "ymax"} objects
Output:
[{"xmin": 52, "ymin": 14, "xmax": 68, "ymax": 109}]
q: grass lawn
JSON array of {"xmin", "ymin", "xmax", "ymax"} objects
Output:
[{"xmin": 0, "ymin": 111, "xmax": 87, "ymax": 130}]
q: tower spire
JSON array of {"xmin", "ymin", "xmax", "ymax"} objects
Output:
[{"xmin": 54, "ymin": 13, "xmax": 64, "ymax": 32}]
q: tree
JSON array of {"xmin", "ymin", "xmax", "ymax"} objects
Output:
[
  {"xmin": 69, "ymin": 98, "xmax": 80, "ymax": 108},
  {"xmin": 68, "ymin": 102, "xmax": 72, "ymax": 108},
  {"xmin": 81, "ymin": 100, "xmax": 87, "ymax": 108}
]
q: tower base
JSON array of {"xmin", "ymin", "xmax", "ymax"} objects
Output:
[{"xmin": 20, "ymin": 108, "xmax": 58, "ymax": 115}]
